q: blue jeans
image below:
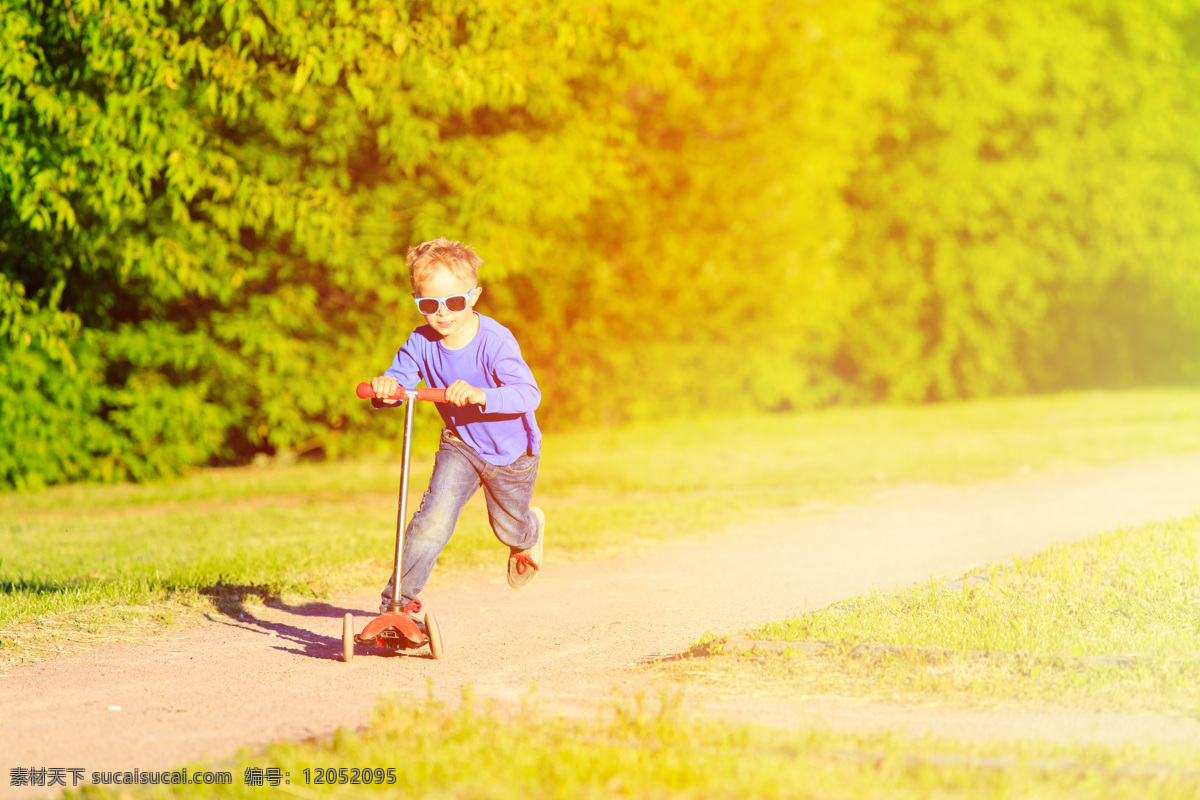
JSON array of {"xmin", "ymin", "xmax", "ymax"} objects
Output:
[{"xmin": 380, "ymin": 428, "xmax": 540, "ymax": 610}]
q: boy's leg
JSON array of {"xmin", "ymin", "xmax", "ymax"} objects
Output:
[
  {"xmin": 379, "ymin": 432, "xmax": 481, "ymax": 613},
  {"xmin": 479, "ymin": 450, "xmax": 542, "ymax": 589}
]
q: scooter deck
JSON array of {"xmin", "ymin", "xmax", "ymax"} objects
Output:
[{"xmin": 354, "ymin": 611, "xmax": 427, "ymax": 649}]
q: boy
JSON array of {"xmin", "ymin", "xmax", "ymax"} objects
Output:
[{"xmin": 370, "ymin": 237, "xmax": 544, "ymax": 618}]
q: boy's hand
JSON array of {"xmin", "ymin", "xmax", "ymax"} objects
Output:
[
  {"xmin": 445, "ymin": 379, "xmax": 486, "ymax": 408},
  {"xmin": 370, "ymin": 376, "xmax": 402, "ymax": 405}
]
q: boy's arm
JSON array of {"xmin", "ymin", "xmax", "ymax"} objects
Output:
[
  {"xmin": 374, "ymin": 339, "xmax": 423, "ymax": 406},
  {"xmin": 480, "ymin": 340, "xmax": 541, "ymax": 415}
]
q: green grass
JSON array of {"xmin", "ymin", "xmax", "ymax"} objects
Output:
[
  {"xmin": 675, "ymin": 516, "xmax": 1200, "ymax": 717},
  {"xmin": 13, "ymin": 387, "xmax": 1200, "ymax": 799},
  {"xmin": 4, "ymin": 387, "xmax": 1200, "ymax": 663},
  {"xmin": 64, "ymin": 690, "xmax": 1200, "ymax": 800}
]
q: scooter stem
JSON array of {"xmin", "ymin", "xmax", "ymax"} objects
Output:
[{"xmin": 387, "ymin": 390, "xmax": 417, "ymax": 613}]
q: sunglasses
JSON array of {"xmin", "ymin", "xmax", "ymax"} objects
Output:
[{"xmin": 413, "ymin": 286, "xmax": 476, "ymax": 316}]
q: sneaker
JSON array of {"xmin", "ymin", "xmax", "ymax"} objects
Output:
[
  {"xmin": 379, "ymin": 580, "xmax": 396, "ymax": 615},
  {"xmin": 507, "ymin": 507, "xmax": 544, "ymax": 590}
]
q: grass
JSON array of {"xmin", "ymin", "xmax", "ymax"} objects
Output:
[
  {"xmin": 10, "ymin": 386, "xmax": 1200, "ymax": 799},
  {"xmin": 670, "ymin": 515, "xmax": 1200, "ymax": 717},
  {"xmin": 4, "ymin": 387, "xmax": 1200, "ymax": 664},
  {"xmin": 63, "ymin": 689, "xmax": 1200, "ymax": 800}
]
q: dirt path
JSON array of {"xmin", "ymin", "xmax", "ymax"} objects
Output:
[{"xmin": 3, "ymin": 454, "xmax": 1200, "ymax": 796}]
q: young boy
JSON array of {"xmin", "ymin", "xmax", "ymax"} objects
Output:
[{"xmin": 370, "ymin": 237, "xmax": 544, "ymax": 618}]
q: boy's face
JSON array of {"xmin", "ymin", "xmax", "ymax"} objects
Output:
[{"xmin": 412, "ymin": 267, "xmax": 481, "ymax": 342}]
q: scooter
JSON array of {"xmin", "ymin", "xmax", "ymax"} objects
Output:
[{"xmin": 341, "ymin": 381, "xmax": 447, "ymax": 662}]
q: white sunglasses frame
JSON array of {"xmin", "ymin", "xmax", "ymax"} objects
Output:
[{"xmin": 412, "ymin": 285, "xmax": 477, "ymax": 315}]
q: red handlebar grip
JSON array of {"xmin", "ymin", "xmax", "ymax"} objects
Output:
[
  {"xmin": 357, "ymin": 382, "xmax": 448, "ymax": 403},
  {"xmin": 416, "ymin": 387, "xmax": 447, "ymax": 403}
]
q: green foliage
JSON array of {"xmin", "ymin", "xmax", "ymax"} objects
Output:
[
  {"xmin": 835, "ymin": 0, "xmax": 1200, "ymax": 401},
  {"xmin": 3, "ymin": 0, "xmax": 1200, "ymax": 487}
]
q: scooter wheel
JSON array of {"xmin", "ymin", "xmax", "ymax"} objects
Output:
[
  {"xmin": 425, "ymin": 611, "xmax": 444, "ymax": 660},
  {"xmin": 342, "ymin": 613, "xmax": 355, "ymax": 663}
]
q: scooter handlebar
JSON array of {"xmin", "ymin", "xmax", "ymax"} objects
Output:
[{"xmin": 357, "ymin": 381, "xmax": 448, "ymax": 404}]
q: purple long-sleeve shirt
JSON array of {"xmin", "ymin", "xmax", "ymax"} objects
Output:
[{"xmin": 384, "ymin": 314, "xmax": 542, "ymax": 466}]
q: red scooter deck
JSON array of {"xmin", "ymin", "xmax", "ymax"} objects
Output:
[{"xmin": 355, "ymin": 611, "xmax": 426, "ymax": 649}]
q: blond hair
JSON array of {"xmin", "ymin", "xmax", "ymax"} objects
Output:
[{"xmin": 406, "ymin": 238, "xmax": 482, "ymax": 291}]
